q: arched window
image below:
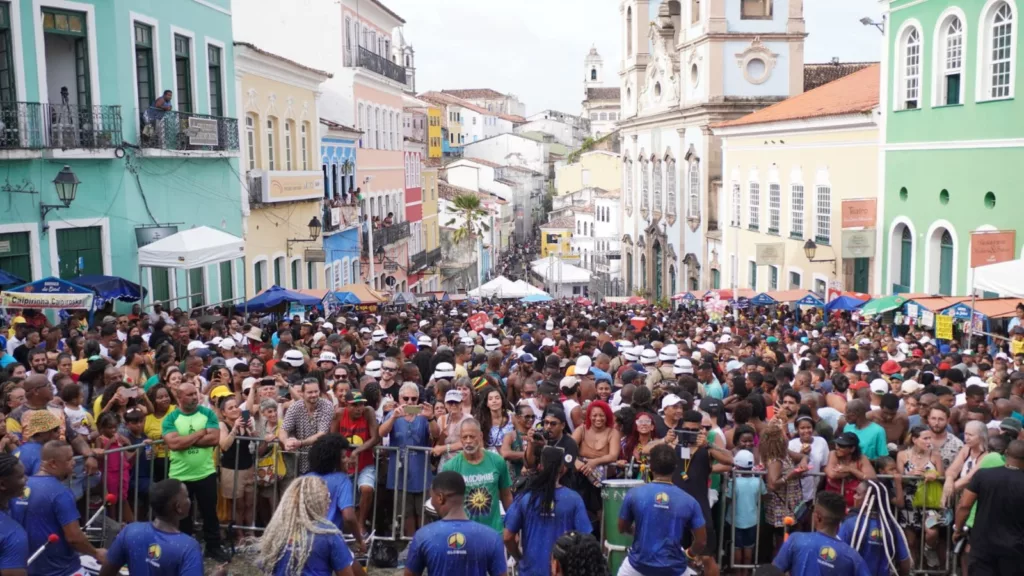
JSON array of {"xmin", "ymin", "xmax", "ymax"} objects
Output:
[
  {"xmin": 939, "ymin": 230, "xmax": 954, "ymax": 295},
  {"xmin": 815, "ymin": 184, "xmax": 832, "ymax": 243},
  {"xmin": 640, "ymin": 158, "xmax": 650, "ymax": 216},
  {"xmin": 768, "ymin": 183, "xmax": 781, "ymax": 233},
  {"xmin": 244, "ymin": 114, "xmax": 256, "ymax": 170},
  {"xmin": 284, "ymin": 120, "xmax": 293, "ymax": 171},
  {"xmin": 939, "ymin": 15, "xmax": 964, "ymax": 105},
  {"xmin": 300, "ymin": 123, "xmax": 309, "ymax": 170},
  {"xmin": 652, "ymin": 159, "xmax": 663, "ymax": 213},
  {"xmin": 899, "ymin": 26, "xmax": 922, "ymax": 109},
  {"xmin": 591, "ymin": 68, "xmax": 597, "ymax": 80},
  {"xmin": 666, "ymin": 158, "xmax": 676, "ymax": 216},
  {"xmin": 687, "ymin": 161, "xmax": 699, "ymax": 219},
  {"xmin": 899, "ymin": 225, "xmax": 913, "ymax": 292},
  {"xmin": 982, "ymin": 2, "xmax": 1015, "ymax": 99},
  {"xmin": 748, "ymin": 182, "xmax": 760, "ymax": 230},
  {"xmin": 790, "ymin": 184, "xmax": 804, "ymax": 238},
  {"xmin": 265, "ymin": 117, "xmax": 276, "ymax": 170}
]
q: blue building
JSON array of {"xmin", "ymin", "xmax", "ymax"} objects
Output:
[{"xmin": 320, "ymin": 118, "xmax": 361, "ymax": 289}]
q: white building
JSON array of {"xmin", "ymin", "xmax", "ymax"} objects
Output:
[
  {"xmin": 442, "ymin": 89, "xmax": 527, "ymax": 118},
  {"xmin": 514, "ymin": 118, "xmax": 582, "ymax": 148},
  {"xmin": 462, "ymin": 133, "xmax": 551, "ymax": 177},
  {"xmin": 618, "ymin": 0, "xmax": 806, "ymax": 299},
  {"xmin": 582, "ymin": 47, "xmax": 621, "ymax": 137}
]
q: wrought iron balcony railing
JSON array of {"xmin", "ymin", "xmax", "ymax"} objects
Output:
[
  {"xmin": 362, "ymin": 220, "xmax": 411, "ymax": 253},
  {"xmin": 357, "ymin": 46, "xmax": 407, "ymax": 84},
  {"xmin": 140, "ymin": 109, "xmax": 238, "ymax": 152},
  {"xmin": 322, "ymin": 201, "xmax": 359, "ymax": 233},
  {"xmin": 411, "ymin": 250, "xmax": 427, "ymax": 271},
  {"xmin": 0, "ymin": 102, "xmax": 122, "ymax": 150},
  {"xmin": 426, "ymin": 247, "xmax": 442, "ymax": 267}
]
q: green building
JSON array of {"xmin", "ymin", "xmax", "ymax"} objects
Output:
[{"xmin": 880, "ymin": 0, "xmax": 1021, "ymax": 296}]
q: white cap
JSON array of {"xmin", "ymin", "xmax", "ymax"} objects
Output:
[
  {"xmin": 640, "ymin": 349, "xmax": 658, "ymax": 365},
  {"xmin": 722, "ymin": 326, "xmax": 732, "ymax": 334},
  {"xmin": 281, "ymin": 349, "xmax": 305, "ymax": 367},
  {"xmin": 210, "ymin": 336, "xmax": 224, "ymax": 346},
  {"xmin": 798, "ymin": 345, "xmax": 810, "ymax": 354},
  {"xmin": 187, "ymin": 341, "xmax": 205, "ymax": 351},
  {"xmin": 484, "ymin": 322, "xmax": 495, "ymax": 330},
  {"xmin": 859, "ymin": 338, "xmax": 872, "ymax": 346},
  {"xmin": 734, "ymin": 449, "xmax": 755, "ymax": 469},
  {"xmin": 673, "ymin": 358, "xmax": 694, "ymax": 375},
  {"xmin": 900, "ymin": 380, "xmax": 925, "ymax": 395},
  {"xmin": 700, "ymin": 341, "xmax": 716, "ymax": 354},
  {"xmin": 242, "ymin": 377, "xmax": 257, "ymax": 393},
  {"xmin": 541, "ymin": 337, "xmax": 556, "ymax": 348},
  {"xmin": 718, "ymin": 334, "xmax": 732, "ymax": 344},
  {"xmin": 661, "ymin": 394, "xmax": 685, "ymax": 410},
  {"xmin": 485, "ymin": 338, "xmax": 500, "ymax": 351},
  {"xmin": 359, "ymin": 327, "xmax": 371, "ymax": 334},
  {"xmin": 417, "ymin": 335, "xmax": 433, "ymax": 347},
  {"xmin": 312, "ymin": 332, "xmax": 326, "ymax": 344},
  {"xmin": 574, "ymin": 355, "xmax": 592, "ymax": 375},
  {"xmin": 854, "ymin": 362, "xmax": 869, "ymax": 373},
  {"xmin": 919, "ymin": 336, "xmax": 932, "ymax": 345},
  {"xmin": 433, "ymin": 362, "xmax": 456, "ymax": 380},
  {"xmin": 559, "ymin": 376, "xmax": 580, "ymax": 390},
  {"xmin": 372, "ymin": 329, "xmax": 387, "ymax": 342},
  {"xmin": 811, "ymin": 330, "xmax": 820, "ymax": 338},
  {"xmin": 460, "ymin": 336, "xmax": 475, "ymax": 346},
  {"xmin": 318, "ymin": 352, "xmax": 338, "ymax": 365},
  {"xmin": 444, "ymin": 389, "xmax": 463, "ymax": 403},
  {"xmin": 691, "ymin": 351, "xmax": 702, "ymax": 362},
  {"xmin": 420, "ymin": 319, "xmax": 431, "ymax": 328},
  {"xmin": 869, "ymin": 378, "xmax": 889, "ymax": 395},
  {"xmin": 659, "ymin": 344, "xmax": 679, "ymax": 362},
  {"xmin": 966, "ymin": 375, "xmax": 986, "ymax": 388},
  {"xmin": 365, "ymin": 360, "xmax": 383, "ymax": 378}
]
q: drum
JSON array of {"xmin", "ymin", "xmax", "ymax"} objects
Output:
[{"xmin": 601, "ymin": 479, "xmax": 643, "ymax": 575}]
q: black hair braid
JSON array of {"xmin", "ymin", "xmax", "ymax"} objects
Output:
[
  {"xmin": 551, "ymin": 531, "xmax": 608, "ymax": 576},
  {"xmin": 519, "ymin": 445, "xmax": 563, "ymax": 515}
]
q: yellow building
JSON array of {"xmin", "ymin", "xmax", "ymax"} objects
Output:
[
  {"xmin": 427, "ymin": 107, "xmax": 442, "ymax": 158},
  {"xmin": 235, "ymin": 42, "xmax": 331, "ymax": 298},
  {"xmin": 714, "ymin": 65, "xmax": 880, "ymax": 297},
  {"xmin": 555, "ymin": 150, "xmax": 621, "ymax": 196},
  {"xmin": 420, "ymin": 161, "xmax": 441, "ymax": 291},
  {"xmin": 540, "ymin": 215, "xmax": 573, "ymax": 258}
]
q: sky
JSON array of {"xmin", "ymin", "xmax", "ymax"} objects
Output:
[{"xmin": 385, "ymin": 0, "xmax": 883, "ymax": 116}]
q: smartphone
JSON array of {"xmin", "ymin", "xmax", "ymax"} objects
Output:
[
  {"xmin": 241, "ymin": 408, "xmax": 251, "ymax": 422},
  {"xmin": 123, "ymin": 387, "xmax": 139, "ymax": 399},
  {"xmin": 675, "ymin": 429, "xmax": 700, "ymax": 445},
  {"xmin": 404, "ymin": 405, "xmax": 423, "ymax": 416}
]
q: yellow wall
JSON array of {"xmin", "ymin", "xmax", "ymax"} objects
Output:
[
  {"xmin": 427, "ymin": 107, "xmax": 442, "ymax": 158},
  {"xmin": 721, "ymin": 126, "xmax": 879, "ymax": 294},
  {"xmin": 448, "ymin": 106, "xmax": 463, "ymax": 145},
  {"xmin": 556, "ymin": 151, "xmax": 621, "ymax": 196},
  {"xmin": 540, "ymin": 228, "xmax": 571, "ymax": 258},
  {"xmin": 245, "ymin": 200, "xmax": 324, "ymax": 297},
  {"xmin": 239, "ymin": 72, "xmax": 320, "ymax": 172},
  {"xmin": 422, "ymin": 168, "xmax": 439, "ymax": 250}
]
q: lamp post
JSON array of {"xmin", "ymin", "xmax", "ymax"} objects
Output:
[
  {"xmin": 286, "ymin": 216, "xmax": 322, "ymax": 256},
  {"xmin": 41, "ymin": 165, "xmax": 80, "ymax": 223},
  {"xmin": 802, "ymin": 238, "xmax": 837, "ymax": 276}
]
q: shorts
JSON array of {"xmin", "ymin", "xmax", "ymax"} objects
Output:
[
  {"xmin": 357, "ymin": 465, "xmax": 376, "ymax": 489},
  {"xmin": 220, "ymin": 467, "xmax": 255, "ymax": 499},
  {"xmin": 400, "ymin": 492, "xmax": 425, "ymax": 522},
  {"xmin": 729, "ymin": 525, "xmax": 757, "ymax": 549},
  {"xmin": 618, "ymin": 556, "xmax": 688, "ymax": 576}
]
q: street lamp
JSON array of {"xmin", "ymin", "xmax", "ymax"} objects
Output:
[
  {"xmin": 41, "ymin": 165, "xmax": 80, "ymax": 224},
  {"xmin": 859, "ymin": 16, "xmax": 884, "ymax": 33},
  {"xmin": 286, "ymin": 216, "xmax": 322, "ymax": 256},
  {"xmin": 803, "ymin": 238, "xmax": 837, "ymax": 276}
]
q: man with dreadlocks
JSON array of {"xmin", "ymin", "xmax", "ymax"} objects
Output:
[
  {"xmin": 503, "ymin": 445, "xmax": 591, "ymax": 576},
  {"xmin": 258, "ymin": 475, "xmax": 363, "ymax": 576},
  {"xmin": 838, "ymin": 480, "xmax": 911, "ymax": 576},
  {"xmin": 305, "ymin": 433, "xmax": 366, "ymax": 553},
  {"xmin": 0, "ymin": 452, "xmax": 28, "ymax": 574}
]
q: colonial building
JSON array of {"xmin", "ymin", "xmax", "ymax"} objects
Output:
[
  {"xmin": 617, "ymin": 0, "xmax": 806, "ymax": 300},
  {"xmin": 582, "ymin": 47, "xmax": 622, "ymax": 137}
]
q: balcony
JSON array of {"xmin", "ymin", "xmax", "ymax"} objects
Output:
[
  {"xmin": 323, "ymin": 200, "xmax": 360, "ymax": 234},
  {"xmin": 362, "ymin": 220, "xmax": 411, "ymax": 253},
  {"xmin": 356, "ymin": 46, "xmax": 406, "ymax": 84},
  {"xmin": 411, "ymin": 250, "xmax": 427, "ymax": 271},
  {"xmin": 139, "ymin": 109, "xmax": 238, "ymax": 153},
  {"xmin": 0, "ymin": 102, "xmax": 122, "ymax": 151},
  {"xmin": 427, "ymin": 247, "xmax": 442, "ymax": 266}
]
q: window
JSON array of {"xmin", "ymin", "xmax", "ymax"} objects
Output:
[
  {"xmin": 307, "ymin": 262, "xmax": 317, "ymax": 289},
  {"xmin": 344, "ymin": 17, "xmax": 353, "ymax": 66},
  {"xmin": 300, "ymin": 123, "xmax": 308, "ymax": 170},
  {"xmin": 134, "ymin": 23, "xmax": 155, "ymax": 110},
  {"xmin": 591, "ymin": 68, "xmax": 597, "ymax": 80},
  {"xmin": 375, "ymin": 108, "xmax": 381, "ymax": 149},
  {"xmin": 986, "ymin": 3, "xmax": 1014, "ymax": 99},
  {"xmin": 941, "ymin": 16, "xmax": 963, "ymax": 105},
  {"xmin": 901, "ymin": 27, "xmax": 921, "ymax": 109},
  {"xmin": 748, "ymin": 182, "xmax": 760, "ymax": 230},
  {"xmin": 624, "ymin": 159, "xmax": 633, "ymax": 211},
  {"xmin": 0, "ymin": 3, "xmax": 16, "ymax": 104},
  {"xmin": 626, "ymin": 7, "xmax": 633, "ymax": 57},
  {"xmin": 174, "ymin": 34, "xmax": 192, "ymax": 113},
  {"xmin": 274, "ymin": 257, "xmax": 283, "ymax": 286},
  {"xmin": 741, "ymin": 0, "xmax": 772, "ymax": 19},
  {"xmin": 284, "ymin": 120, "xmax": 293, "ymax": 170},
  {"xmin": 815, "ymin": 185, "xmax": 831, "ymax": 243},
  {"xmin": 769, "ymin": 265, "xmax": 778, "ymax": 290},
  {"xmin": 790, "ymin": 184, "xmax": 804, "ymax": 238},
  {"xmin": 789, "ymin": 271, "xmax": 801, "ymax": 289},
  {"xmin": 814, "ymin": 278, "xmax": 826, "ymax": 298},
  {"xmin": 687, "ymin": 162, "xmax": 699, "ymax": 219},
  {"xmin": 208, "ymin": 44, "xmax": 223, "ymax": 116},
  {"xmin": 768, "ymin": 183, "xmax": 781, "ymax": 233},
  {"xmin": 652, "ymin": 159, "xmax": 663, "ymax": 213},
  {"xmin": 266, "ymin": 118, "xmax": 276, "ymax": 170},
  {"xmin": 748, "ymin": 260, "xmax": 757, "ymax": 290},
  {"xmin": 731, "ymin": 183, "xmax": 741, "ymax": 226},
  {"xmin": 245, "ymin": 114, "xmax": 256, "ymax": 170},
  {"xmin": 357, "ymin": 103, "xmax": 365, "ymax": 147},
  {"xmin": 290, "ymin": 260, "xmax": 300, "ymax": 289},
  {"xmin": 254, "ymin": 261, "xmax": 265, "ymax": 293},
  {"xmin": 640, "ymin": 158, "xmax": 650, "ymax": 215}
]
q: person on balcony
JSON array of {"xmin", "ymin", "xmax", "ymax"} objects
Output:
[
  {"xmin": 143, "ymin": 90, "xmax": 174, "ymax": 138},
  {"xmin": 384, "ymin": 212, "xmax": 395, "ymax": 227}
]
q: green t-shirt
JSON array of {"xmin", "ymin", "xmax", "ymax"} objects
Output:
[
  {"xmin": 843, "ymin": 422, "xmax": 889, "ymax": 460},
  {"xmin": 143, "ymin": 374, "xmax": 160, "ymax": 392},
  {"xmin": 441, "ymin": 450, "xmax": 511, "ymax": 532},
  {"xmin": 966, "ymin": 452, "xmax": 1005, "ymax": 528},
  {"xmin": 161, "ymin": 406, "xmax": 219, "ymax": 482}
]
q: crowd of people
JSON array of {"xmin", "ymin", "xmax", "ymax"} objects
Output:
[{"xmin": 0, "ymin": 291, "xmax": 1023, "ymax": 576}]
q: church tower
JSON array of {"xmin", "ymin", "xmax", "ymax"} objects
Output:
[{"xmin": 584, "ymin": 46, "xmax": 604, "ymax": 89}]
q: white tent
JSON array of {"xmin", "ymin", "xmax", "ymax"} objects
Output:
[
  {"xmin": 137, "ymin": 226, "xmax": 245, "ymax": 269},
  {"xmin": 530, "ymin": 258, "xmax": 591, "ymax": 283},
  {"xmin": 511, "ymin": 279, "xmax": 547, "ymax": 296},
  {"xmin": 974, "ymin": 258, "xmax": 1024, "ymax": 297},
  {"xmin": 468, "ymin": 275, "xmax": 532, "ymax": 298}
]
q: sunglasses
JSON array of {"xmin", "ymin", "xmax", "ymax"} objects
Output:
[
  {"xmin": 401, "ymin": 396, "xmax": 418, "ymax": 402},
  {"xmin": 335, "ymin": 373, "xmax": 347, "ymax": 379},
  {"xmin": 520, "ymin": 414, "xmax": 535, "ymax": 421},
  {"xmin": 542, "ymin": 420, "xmax": 560, "ymax": 427},
  {"xmin": 383, "ymin": 367, "xmax": 398, "ymax": 372},
  {"xmin": 521, "ymin": 390, "xmax": 536, "ymax": 397}
]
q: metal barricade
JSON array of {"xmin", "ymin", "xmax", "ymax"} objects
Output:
[{"xmin": 368, "ymin": 444, "xmax": 434, "ymax": 548}]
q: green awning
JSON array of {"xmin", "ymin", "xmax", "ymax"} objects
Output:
[{"xmin": 859, "ymin": 294, "xmax": 907, "ymax": 316}]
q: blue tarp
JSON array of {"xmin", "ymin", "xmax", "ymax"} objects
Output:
[
  {"xmin": 731, "ymin": 297, "xmax": 751, "ymax": 310},
  {"xmin": 521, "ymin": 293, "xmax": 553, "ymax": 303},
  {"xmin": 0, "ymin": 269, "xmax": 24, "ymax": 286},
  {"xmin": 797, "ymin": 294, "xmax": 825, "ymax": 307},
  {"xmin": 824, "ymin": 295, "xmax": 866, "ymax": 313},
  {"xmin": 73, "ymin": 275, "xmax": 147, "ymax": 308},
  {"xmin": 332, "ymin": 291, "xmax": 364, "ymax": 305},
  {"xmin": 245, "ymin": 285, "xmax": 322, "ymax": 313},
  {"xmin": 750, "ymin": 293, "xmax": 777, "ymax": 306}
]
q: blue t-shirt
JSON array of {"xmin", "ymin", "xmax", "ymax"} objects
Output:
[
  {"xmin": 838, "ymin": 515, "xmax": 909, "ymax": 576},
  {"xmin": 726, "ymin": 475, "xmax": 766, "ymax": 529},
  {"xmin": 406, "ymin": 518, "xmax": 507, "ymax": 576},
  {"xmin": 106, "ymin": 522, "xmax": 204, "ymax": 576},
  {"xmin": 0, "ymin": 352, "xmax": 16, "ymax": 369},
  {"xmin": 620, "ymin": 482, "xmax": 706, "ymax": 576},
  {"xmin": 0, "ymin": 509, "xmax": 28, "ymax": 572},
  {"xmin": 504, "ymin": 487, "xmax": 592, "ymax": 576},
  {"xmin": 16, "ymin": 475, "xmax": 81, "ymax": 576},
  {"xmin": 774, "ymin": 531, "xmax": 872, "ymax": 576},
  {"xmin": 271, "ymin": 524, "xmax": 353, "ymax": 576},
  {"xmin": 15, "ymin": 441, "xmax": 43, "ymax": 476},
  {"xmin": 306, "ymin": 472, "xmax": 354, "ymax": 531}
]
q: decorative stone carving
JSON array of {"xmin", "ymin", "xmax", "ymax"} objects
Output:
[{"xmin": 735, "ymin": 37, "xmax": 778, "ymax": 85}]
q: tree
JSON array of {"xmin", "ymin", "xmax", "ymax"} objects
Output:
[{"xmin": 444, "ymin": 192, "xmax": 491, "ymax": 245}]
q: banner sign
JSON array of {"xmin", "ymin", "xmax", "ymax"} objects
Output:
[
  {"xmin": 841, "ymin": 199, "xmax": 877, "ymax": 229},
  {"xmin": 841, "ymin": 230, "xmax": 876, "ymax": 258},
  {"xmin": 1, "ymin": 290, "xmax": 93, "ymax": 310},
  {"xmin": 755, "ymin": 243, "xmax": 785, "ymax": 266},
  {"xmin": 936, "ymin": 315, "xmax": 954, "ymax": 340},
  {"xmin": 468, "ymin": 312, "xmax": 489, "ymax": 332},
  {"xmin": 970, "ymin": 230, "xmax": 1016, "ymax": 268}
]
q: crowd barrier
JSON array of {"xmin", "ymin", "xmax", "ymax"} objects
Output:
[{"xmin": 60, "ymin": 440, "xmax": 967, "ymax": 575}]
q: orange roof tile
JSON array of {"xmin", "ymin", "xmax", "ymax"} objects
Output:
[
  {"xmin": 714, "ymin": 64, "xmax": 880, "ymax": 129},
  {"xmin": 540, "ymin": 216, "xmax": 574, "ymax": 229}
]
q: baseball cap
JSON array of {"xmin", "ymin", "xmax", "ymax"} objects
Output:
[
  {"xmin": 445, "ymin": 389, "xmax": 463, "ymax": 403},
  {"xmin": 417, "ymin": 335, "xmax": 433, "ymax": 347},
  {"xmin": 1000, "ymin": 417, "xmax": 1023, "ymax": 435},
  {"xmin": 433, "ymin": 362, "xmax": 456, "ymax": 380},
  {"xmin": 880, "ymin": 360, "xmax": 900, "ymax": 375},
  {"xmin": 345, "ymin": 390, "xmax": 367, "ymax": 404},
  {"xmin": 574, "ymin": 356, "xmax": 592, "ymax": 375},
  {"xmin": 835, "ymin": 432, "xmax": 860, "ymax": 447},
  {"xmin": 869, "ymin": 378, "xmax": 889, "ymax": 395},
  {"xmin": 317, "ymin": 352, "xmax": 338, "ymax": 365},
  {"xmin": 620, "ymin": 369, "xmax": 640, "ymax": 385},
  {"xmin": 850, "ymin": 380, "xmax": 870, "ymax": 391},
  {"xmin": 241, "ymin": 377, "xmax": 257, "ymax": 393},
  {"xmin": 209, "ymin": 385, "xmax": 233, "ymax": 400},
  {"xmin": 209, "ymin": 357, "xmax": 227, "ymax": 368},
  {"xmin": 209, "ymin": 336, "xmax": 224, "ymax": 346},
  {"xmin": 661, "ymin": 394, "xmax": 685, "ymax": 411},
  {"xmin": 541, "ymin": 338, "xmax": 556, "ymax": 348},
  {"xmin": 900, "ymin": 380, "xmax": 924, "ymax": 395},
  {"xmin": 854, "ymin": 362, "xmax": 869, "ymax": 373},
  {"xmin": 322, "ymin": 322, "xmax": 334, "ymax": 331},
  {"xmin": 673, "ymin": 358, "xmax": 694, "ymax": 375},
  {"xmin": 518, "ymin": 352, "xmax": 536, "ymax": 363},
  {"xmin": 187, "ymin": 341, "xmax": 206, "ymax": 351},
  {"xmin": 559, "ymin": 376, "xmax": 580, "ymax": 390},
  {"xmin": 725, "ymin": 359, "xmax": 744, "ymax": 373},
  {"xmin": 734, "ymin": 449, "xmax": 755, "ymax": 470},
  {"xmin": 364, "ymin": 360, "xmax": 383, "ymax": 378},
  {"xmin": 281, "ymin": 349, "xmax": 305, "ymax": 367}
]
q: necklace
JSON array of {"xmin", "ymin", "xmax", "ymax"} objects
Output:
[{"xmin": 681, "ymin": 455, "xmax": 692, "ymax": 481}]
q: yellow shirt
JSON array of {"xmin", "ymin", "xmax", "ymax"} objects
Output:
[
  {"xmin": 72, "ymin": 357, "xmax": 89, "ymax": 377},
  {"xmin": 145, "ymin": 406, "xmax": 176, "ymax": 458},
  {"xmin": 454, "ymin": 363, "xmax": 469, "ymax": 379}
]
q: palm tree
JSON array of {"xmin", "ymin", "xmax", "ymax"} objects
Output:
[{"xmin": 444, "ymin": 192, "xmax": 491, "ymax": 288}]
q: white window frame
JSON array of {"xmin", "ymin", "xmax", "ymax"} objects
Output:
[
  {"xmin": 244, "ymin": 114, "xmax": 256, "ymax": 170},
  {"xmin": 687, "ymin": 161, "xmax": 699, "ymax": 219},
  {"xmin": 284, "ymin": 120, "xmax": 293, "ymax": 171},
  {"xmin": 977, "ymin": 0, "xmax": 1016, "ymax": 101},
  {"xmin": 624, "ymin": 158, "xmax": 634, "ymax": 211},
  {"xmin": 933, "ymin": 9, "xmax": 967, "ymax": 106},
  {"xmin": 731, "ymin": 182, "xmax": 741, "ymax": 227},
  {"xmin": 667, "ymin": 158, "xmax": 678, "ymax": 216},
  {"xmin": 790, "ymin": 183, "xmax": 804, "ymax": 238},
  {"xmin": 787, "ymin": 267, "xmax": 803, "ymax": 289},
  {"xmin": 815, "ymin": 184, "xmax": 832, "ymax": 244},
  {"xmin": 894, "ymin": 21, "xmax": 924, "ymax": 111},
  {"xmin": 768, "ymin": 264, "xmax": 779, "ymax": 290},
  {"xmin": 748, "ymin": 182, "xmax": 760, "ymax": 230},
  {"xmin": 265, "ymin": 117, "xmax": 276, "ymax": 171},
  {"xmin": 203, "ymin": 37, "xmax": 227, "ymax": 116},
  {"xmin": 300, "ymin": 123, "xmax": 308, "ymax": 170},
  {"xmin": 652, "ymin": 159, "xmax": 663, "ymax": 213},
  {"xmin": 768, "ymin": 183, "xmax": 781, "ymax": 233}
]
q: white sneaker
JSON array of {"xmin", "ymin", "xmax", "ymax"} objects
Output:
[{"xmin": 923, "ymin": 546, "xmax": 939, "ymax": 568}]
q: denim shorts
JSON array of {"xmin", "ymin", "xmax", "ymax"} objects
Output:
[
  {"xmin": 730, "ymin": 525, "xmax": 757, "ymax": 549},
  {"xmin": 357, "ymin": 465, "xmax": 376, "ymax": 488}
]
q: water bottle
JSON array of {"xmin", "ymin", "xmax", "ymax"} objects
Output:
[{"xmin": 144, "ymin": 443, "xmax": 153, "ymax": 461}]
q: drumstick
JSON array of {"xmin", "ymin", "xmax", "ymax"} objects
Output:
[
  {"xmin": 84, "ymin": 494, "xmax": 118, "ymax": 530},
  {"xmin": 27, "ymin": 534, "xmax": 59, "ymax": 564},
  {"xmin": 783, "ymin": 516, "xmax": 795, "ymax": 542}
]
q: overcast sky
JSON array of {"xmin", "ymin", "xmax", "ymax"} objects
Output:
[{"xmin": 386, "ymin": 0, "xmax": 883, "ymax": 115}]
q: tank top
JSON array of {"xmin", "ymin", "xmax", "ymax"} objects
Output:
[
  {"xmin": 220, "ymin": 424, "xmax": 255, "ymax": 470},
  {"xmin": 338, "ymin": 408, "xmax": 373, "ymax": 474},
  {"xmin": 563, "ymin": 399, "xmax": 580, "ymax": 433}
]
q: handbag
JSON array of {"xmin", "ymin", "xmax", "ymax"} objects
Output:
[{"xmin": 911, "ymin": 479, "xmax": 944, "ymax": 509}]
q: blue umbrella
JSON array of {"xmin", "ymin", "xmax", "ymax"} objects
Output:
[
  {"xmin": 520, "ymin": 293, "xmax": 553, "ymax": 303},
  {"xmin": 245, "ymin": 285, "xmax": 322, "ymax": 313},
  {"xmin": 72, "ymin": 275, "xmax": 147, "ymax": 308},
  {"xmin": 824, "ymin": 295, "xmax": 866, "ymax": 313},
  {"xmin": 0, "ymin": 269, "xmax": 24, "ymax": 286}
]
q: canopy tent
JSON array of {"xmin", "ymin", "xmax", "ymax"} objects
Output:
[
  {"xmin": 704, "ymin": 288, "xmax": 756, "ymax": 301},
  {"xmin": 974, "ymin": 258, "xmax": 1024, "ymax": 297},
  {"xmin": 0, "ymin": 277, "xmax": 95, "ymax": 310},
  {"xmin": 391, "ymin": 291, "xmax": 417, "ymax": 305},
  {"xmin": 468, "ymin": 276, "xmax": 524, "ymax": 298},
  {"xmin": 530, "ymin": 258, "xmax": 592, "ymax": 284},
  {"xmin": 0, "ymin": 269, "xmax": 24, "ymax": 286},
  {"xmin": 511, "ymin": 280, "xmax": 547, "ymax": 296},
  {"xmin": 903, "ymin": 296, "xmax": 970, "ymax": 315},
  {"xmin": 520, "ymin": 293, "xmax": 553, "ymax": 303},
  {"xmin": 246, "ymin": 285, "xmax": 322, "ymax": 313},
  {"xmin": 796, "ymin": 293, "xmax": 825, "ymax": 307},
  {"xmin": 859, "ymin": 294, "xmax": 908, "ymax": 317},
  {"xmin": 670, "ymin": 291, "xmax": 699, "ymax": 302},
  {"xmin": 764, "ymin": 290, "xmax": 818, "ymax": 303},
  {"xmin": 943, "ymin": 298, "xmax": 1024, "ymax": 320},
  {"xmin": 334, "ymin": 283, "xmax": 387, "ymax": 304},
  {"xmin": 136, "ymin": 226, "xmax": 245, "ymax": 311},
  {"xmin": 73, "ymin": 275, "xmax": 147, "ymax": 309},
  {"xmin": 749, "ymin": 293, "xmax": 777, "ymax": 306},
  {"xmin": 824, "ymin": 295, "xmax": 865, "ymax": 313}
]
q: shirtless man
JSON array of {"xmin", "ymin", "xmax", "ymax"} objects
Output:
[
  {"xmin": 826, "ymin": 373, "xmax": 850, "ymax": 413},
  {"xmin": 867, "ymin": 393, "xmax": 908, "ymax": 453},
  {"xmin": 949, "ymin": 385, "xmax": 988, "ymax": 436},
  {"xmin": 506, "ymin": 353, "xmax": 541, "ymax": 406}
]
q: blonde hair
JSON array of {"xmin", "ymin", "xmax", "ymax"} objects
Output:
[{"xmin": 259, "ymin": 476, "xmax": 339, "ymax": 575}]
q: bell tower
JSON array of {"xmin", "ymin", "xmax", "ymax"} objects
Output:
[
  {"xmin": 620, "ymin": 0, "xmax": 650, "ymax": 118},
  {"xmin": 584, "ymin": 46, "xmax": 604, "ymax": 89}
]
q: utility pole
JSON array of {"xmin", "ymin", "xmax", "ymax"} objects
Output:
[{"xmin": 364, "ymin": 177, "xmax": 374, "ymax": 286}]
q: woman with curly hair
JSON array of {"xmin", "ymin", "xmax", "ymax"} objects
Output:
[
  {"xmin": 258, "ymin": 475, "xmax": 363, "ymax": 576},
  {"xmin": 761, "ymin": 420, "xmax": 808, "ymax": 554},
  {"xmin": 550, "ymin": 531, "xmax": 609, "ymax": 576},
  {"xmin": 473, "ymin": 384, "xmax": 512, "ymax": 451}
]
